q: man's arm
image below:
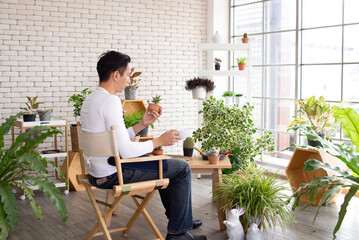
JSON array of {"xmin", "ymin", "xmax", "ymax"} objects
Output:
[{"xmin": 132, "ymin": 108, "xmax": 161, "ymax": 135}]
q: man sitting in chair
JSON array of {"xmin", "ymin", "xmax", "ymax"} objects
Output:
[{"xmin": 81, "ymin": 50, "xmax": 206, "ymax": 240}]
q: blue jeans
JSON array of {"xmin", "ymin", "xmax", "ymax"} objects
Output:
[{"xmin": 88, "ymin": 158, "xmax": 193, "ymax": 234}]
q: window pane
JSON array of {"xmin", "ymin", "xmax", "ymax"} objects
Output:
[
  {"xmin": 302, "ymin": 65, "xmax": 342, "ymax": 101},
  {"xmin": 264, "ymin": 0, "xmax": 296, "ymax": 32},
  {"xmin": 251, "ymin": 98, "xmax": 262, "ymax": 129},
  {"xmin": 343, "ymin": 64, "xmax": 359, "ymax": 102},
  {"xmin": 264, "ymin": 66, "xmax": 296, "ymax": 98},
  {"xmin": 250, "ymin": 67, "xmax": 263, "ymax": 98},
  {"xmin": 344, "ymin": 24, "xmax": 359, "ymax": 63},
  {"xmin": 232, "ymin": 3, "xmax": 263, "ymax": 36},
  {"xmin": 302, "ymin": 0, "xmax": 342, "ymax": 28},
  {"xmin": 264, "ymin": 99, "xmax": 294, "ymax": 132},
  {"xmin": 233, "ymin": 0, "xmax": 259, "ymax": 6},
  {"xmin": 233, "ymin": 35, "xmax": 263, "ymax": 65},
  {"xmin": 344, "ymin": 0, "xmax": 359, "ymax": 24},
  {"xmin": 302, "ymin": 27, "xmax": 342, "ymax": 64},
  {"xmin": 273, "ymin": 132, "xmax": 294, "ymax": 153},
  {"xmin": 264, "ymin": 31, "xmax": 296, "ymax": 65}
]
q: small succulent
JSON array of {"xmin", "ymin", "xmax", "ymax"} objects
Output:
[
  {"xmin": 236, "ymin": 93, "xmax": 243, "ymax": 97},
  {"xmin": 222, "ymin": 91, "xmax": 236, "ymax": 97},
  {"xmin": 243, "ymin": 33, "xmax": 248, "ymax": 38},
  {"xmin": 236, "ymin": 57, "xmax": 247, "ymax": 64},
  {"xmin": 20, "ymin": 96, "xmax": 43, "ymax": 114},
  {"xmin": 183, "ymin": 137, "xmax": 194, "ymax": 148},
  {"xmin": 154, "ymin": 146, "xmax": 162, "ymax": 150},
  {"xmin": 207, "ymin": 147, "xmax": 219, "ymax": 156},
  {"xmin": 151, "ymin": 95, "xmax": 162, "ymax": 104}
]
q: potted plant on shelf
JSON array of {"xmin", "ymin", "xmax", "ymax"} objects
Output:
[
  {"xmin": 20, "ymin": 96, "xmax": 43, "ymax": 122},
  {"xmin": 214, "ymin": 164, "xmax": 294, "ymax": 234},
  {"xmin": 68, "ymin": 87, "xmax": 92, "ymax": 151},
  {"xmin": 235, "ymin": 93, "xmax": 243, "ymax": 105},
  {"xmin": 147, "ymin": 95, "xmax": 162, "ymax": 113},
  {"xmin": 152, "ymin": 146, "xmax": 163, "ymax": 155},
  {"xmin": 236, "ymin": 57, "xmax": 247, "ymax": 71},
  {"xmin": 37, "ymin": 108, "xmax": 54, "ymax": 121},
  {"xmin": 207, "ymin": 147, "xmax": 220, "ymax": 164},
  {"xmin": 183, "ymin": 136, "xmax": 194, "ymax": 157},
  {"xmin": 290, "ymin": 106, "xmax": 359, "ymax": 238},
  {"xmin": 0, "ymin": 112, "xmax": 68, "ymax": 239},
  {"xmin": 185, "ymin": 77, "xmax": 215, "ymax": 100},
  {"xmin": 222, "ymin": 90, "xmax": 236, "ymax": 105},
  {"xmin": 214, "ymin": 57, "xmax": 222, "ymax": 70},
  {"xmin": 242, "ymin": 33, "xmax": 249, "ymax": 43},
  {"xmin": 125, "ymin": 68, "xmax": 142, "ymax": 100},
  {"xmin": 287, "ymin": 95, "xmax": 335, "ymax": 147},
  {"xmin": 192, "ymin": 97, "xmax": 275, "ymax": 173}
]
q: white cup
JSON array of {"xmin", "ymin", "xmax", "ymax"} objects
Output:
[{"xmin": 177, "ymin": 129, "xmax": 189, "ymax": 140}]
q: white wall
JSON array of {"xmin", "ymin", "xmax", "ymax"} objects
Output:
[{"xmin": 0, "ymin": 0, "xmax": 207, "ymax": 157}]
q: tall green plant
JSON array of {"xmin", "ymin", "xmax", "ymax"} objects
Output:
[
  {"xmin": 0, "ymin": 113, "xmax": 68, "ymax": 239},
  {"xmin": 291, "ymin": 106, "xmax": 359, "ymax": 238},
  {"xmin": 214, "ymin": 164, "xmax": 294, "ymax": 233},
  {"xmin": 192, "ymin": 96, "xmax": 275, "ymax": 172},
  {"xmin": 68, "ymin": 88, "xmax": 91, "ymax": 118}
]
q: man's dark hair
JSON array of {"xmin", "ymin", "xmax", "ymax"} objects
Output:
[{"xmin": 97, "ymin": 51, "xmax": 131, "ymax": 83}]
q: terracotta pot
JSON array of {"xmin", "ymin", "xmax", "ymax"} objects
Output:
[
  {"xmin": 241, "ymin": 37, "xmax": 249, "ymax": 43},
  {"xmin": 148, "ymin": 103, "xmax": 161, "ymax": 113},
  {"xmin": 208, "ymin": 155, "xmax": 220, "ymax": 164},
  {"xmin": 152, "ymin": 149, "xmax": 163, "ymax": 155},
  {"xmin": 238, "ymin": 63, "xmax": 246, "ymax": 71}
]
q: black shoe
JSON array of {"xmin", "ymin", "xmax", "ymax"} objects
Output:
[
  {"xmin": 166, "ymin": 232, "xmax": 207, "ymax": 240},
  {"xmin": 192, "ymin": 219, "xmax": 202, "ymax": 229}
]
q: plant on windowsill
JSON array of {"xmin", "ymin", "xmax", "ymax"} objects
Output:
[
  {"xmin": 185, "ymin": 77, "xmax": 215, "ymax": 100},
  {"xmin": 290, "ymin": 106, "xmax": 359, "ymax": 239},
  {"xmin": 222, "ymin": 91, "xmax": 236, "ymax": 105},
  {"xmin": 192, "ymin": 96, "xmax": 275, "ymax": 173},
  {"xmin": 214, "ymin": 57, "xmax": 222, "ymax": 70},
  {"xmin": 236, "ymin": 57, "xmax": 247, "ymax": 71},
  {"xmin": 287, "ymin": 95, "xmax": 335, "ymax": 147},
  {"xmin": 214, "ymin": 164, "xmax": 294, "ymax": 234},
  {"xmin": 68, "ymin": 87, "xmax": 92, "ymax": 151},
  {"xmin": 20, "ymin": 96, "xmax": 43, "ymax": 122},
  {"xmin": 242, "ymin": 33, "xmax": 249, "ymax": 43},
  {"xmin": 0, "ymin": 112, "xmax": 68, "ymax": 239},
  {"xmin": 235, "ymin": 93, "xmax": 243, "ymax": 105},
  {"xmin": 125, "ymin": 68, "xmax": 142, "ymax": 100}
]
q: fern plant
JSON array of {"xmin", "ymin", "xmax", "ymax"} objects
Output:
[{"xmin": 0, "ymin": 112, "xmax": 68, "ymax": 239}]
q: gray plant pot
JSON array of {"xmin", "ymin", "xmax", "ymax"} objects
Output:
[
  {"xmin": 138, "ymin": 126, "xmax": 149, "ymax": 137},
  {"xmin": 125, "ymin": 87, "xmax": 137, "ymax": 100},
  {"xmin": 37, "ymin": 109, "xmax": 53, "ymax": 121}
]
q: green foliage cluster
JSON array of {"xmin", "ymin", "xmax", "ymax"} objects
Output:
[
  {"xmin": 183, "ymin": 137, "xmax": 194, "ymax": 148},
  {"xmin": 192, "ymin": 97, "xmax": 275, "ymax": 172},
  {"xmin": 236, "ymin": 57, "xmax": 247, "ymax": 64},
  {"xmin": 20, "ymin": 96, "xmax": 43, "ymax": 114},
  {"xmin": 151, "ymin": 95, "xmax": 162, "ymax": 104},
  {"xmin": 290, "ymin": 106, "xmax": 359, "ymax": 238},
  {"xmin": 214, "ymin": 164, "xmax": 294, "ymax": 233},
  {"xmin": 68, "ymin": 88, "xmax": 92, "ymax": 118},
  {"xmin": 124, "ymin": 111, "xmax": 155, "ymax": 129},
  {"xmin": 222, "ymin": 91, "xmax": 236, "ymax": 97},
  {"xmin": 0, "ymin": 113, "xmax": 68, "ymax": 239},
  {"xmin": 288, "ymin": 95, "xmax": 335, "ymax": 135}
]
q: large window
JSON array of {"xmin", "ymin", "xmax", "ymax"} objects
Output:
[{"xmin": 231, "ymin": 0, "xmax": 359, "ymax": 160}]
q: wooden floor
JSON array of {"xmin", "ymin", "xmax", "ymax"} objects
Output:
[{"xmin": 8, "ymin": 174, "xmax": 359, "ymax": 240}]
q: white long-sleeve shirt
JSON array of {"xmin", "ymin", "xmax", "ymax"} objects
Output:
[{"xmin": 80, "ymin": 87, "xmax": 154, "ymax": 177}]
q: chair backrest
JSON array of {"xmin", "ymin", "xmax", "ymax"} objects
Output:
[{"xmin": 78, "ymin": 126, "xmax": 119, "ymax": 158}]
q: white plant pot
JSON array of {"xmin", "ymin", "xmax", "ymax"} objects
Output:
[
  {"xmin": 192, "ymin": 87, "xmax": 206, "ymax": 100},
  {"xmin": 225, "ymin": 96, "xmax": 232, "ymax": 105},
  {"xmin": 235, "ymin": 96, "xmax": 241, "ymax": 105}
]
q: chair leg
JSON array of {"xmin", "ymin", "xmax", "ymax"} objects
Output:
[{"xmin": 105, "ymin": 191, "xmax": 115, "ymax": 227}]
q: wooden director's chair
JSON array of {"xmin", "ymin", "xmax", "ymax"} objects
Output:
[{"xmin": 76, "ymin": 126, "xmax": 170, "ymax": 240}]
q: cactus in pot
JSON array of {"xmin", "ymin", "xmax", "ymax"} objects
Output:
[
  {"xmin": 207, "ymin": 147, "xmax": 220, "ymax": 164},
  {"xmin": 183, "ymin": 137, "xmax": 194, "ymax": 157}
]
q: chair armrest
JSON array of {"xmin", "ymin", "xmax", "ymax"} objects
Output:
[{"xmin": 120, "ymin": 155, "xmax": 171, "ymax": 163}]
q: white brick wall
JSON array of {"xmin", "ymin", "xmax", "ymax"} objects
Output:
[{"xmin": 0, "ymin": 0, "xmax": 207, "ymax": 160}]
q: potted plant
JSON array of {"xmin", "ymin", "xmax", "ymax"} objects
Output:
[
  {"xmin": 37, "ymin": 109, "xmax": 53, "ymax": 121},
  {"xmin": 214, "ymin": 164, "xmax": 294, "ymax": 234},
  {"xmin": 183, "ymin": 136, "xmax": 194, "ymax": 157},
  {"xmin": 287, "ymin": 95, "xmax": 335, "ymax": 147},
  {"xmin": 214, "ymin": 57, "xmax": 222, "ymax": 70},
  {"xmin": 0, "ymin": 112, "xmax": 68, "ymax": 239},
  {"xmin": 242, "ymin": 33, "xmax": 249, "ymax": 43},
  {"xmin": 147, "ymin": 95, "xmax": 162, "ymax": 113},
  {"xmin": 124, "ymin": 68, "xmax": 142, "ymax": 100},
  {"xmin": 192, "ymin": 96, "xmax": 275, "ymax": 173},
  {"xmin": 20, "ymin": 96, "xmax": 43, "ymax": 122},
  {"xmin": 291, "ymin": 106, "xmax": 359, "ymax": 238},
  {"xmin": 207, "ymin": 147, "xmax": 220, "ymax": 164},
  {"xmin": 124, "ymin": 110, "xmax": 155, "ymax": 137},
  {"xmin": 235, "ymin": 93, "xmax": 243, "ymax": 105},
  {"xmin": 152, "ymin": 146, "xmax": 163, "ymax": 155},
  {"xmin": 68, "ymin": 87, "xmax": 92, "ymax": 151},
  {"xmin": 236, "ymin": 57, "xmax": 247, "ymax": 71},
  {"xmin": 222, "ymin": 90, "xmax": 236, "ymax": 105},
  {"xmin": 185, "ymin": 77, "xmax": 215, "ymax": 100}
]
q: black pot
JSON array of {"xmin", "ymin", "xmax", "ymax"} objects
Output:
[
  {"xmin": 307, "ymin": 133, "xmax": 324, "ymax": 147},
  {"xmin": 183, "ymin": 148, "xmax": 194, "ymax": 157},
  {"xmin": 139, "ymin": 126, "xmax": 149, "ymax": 137},
  {"xmin": 215, "ymin": 65, "xmax": 221, "ymax": 70},
  {"xmin": 23, "ymin": 114, "xmax": 36, "ymax": 122}
]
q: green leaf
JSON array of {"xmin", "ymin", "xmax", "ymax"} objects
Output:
[
  {"xmin": 0, "ymin": 202, "xmax": 10, "ymax": 240},
  {"xmin": 0, "ymin": 181, "xmax": 18, "ymax": 231},
  {"xmin": 24, "ymin": 176, "xmax": 68, "ymax": 222},
  {"xmin": 333, "ymin": 106, "xmax": 359, "ymax": 152},
  {"xmin": 0, "ymin": 112, "xmax": 25, "ymax": 155},
  {"xmin": 12, "ymin": 181, "xmax": 42, "ymax": 220}
]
